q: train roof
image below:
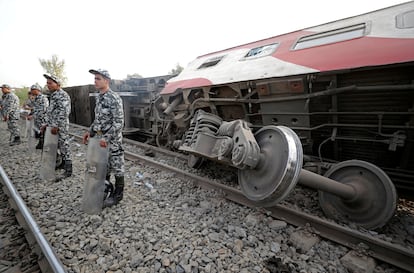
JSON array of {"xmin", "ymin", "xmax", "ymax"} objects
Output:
[{"xmin": 162, "ymin": 1, "xmax": 414, "ymax": 95}]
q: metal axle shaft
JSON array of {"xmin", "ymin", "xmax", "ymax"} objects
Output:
[{"xmin": 298, "ymin": 169, "xmax": 356, "ymax": 200}]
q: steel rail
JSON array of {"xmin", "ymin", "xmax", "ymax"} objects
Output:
[
  {"xmin": 69, "ymin": 123, "xmax": 187, "ymax": 161},
  {"xmin": 125, "ymin": 150, "xmax": 414, "ymax": 272},
  {"xmin": 0, "ymin": 165, "xmax": 67, "ymax": 273},
  {"xmin": 69, "ymin": 130, "xmax": 414, "ymax": 272}
]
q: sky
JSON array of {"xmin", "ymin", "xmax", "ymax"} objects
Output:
[{"xmin": 0, "ymin": 0, "xmax": 410, "ymax": 88}]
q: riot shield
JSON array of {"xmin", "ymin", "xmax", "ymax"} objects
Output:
[
  {"xmin": 0, "ymin": 120, "xmax": 6, "ymax": 129},
  {"xmin": 20, "ymin": 116, "xmax": 27, "ymax": 138},
  {"xmin": 25, "ymin": 119, "xmax": 31, "ymax": 139},
  {"xmin": 39, "ymin": 127, "xmax": 58, "ymax": 181},
  {"xmin": 82, "ymin": 137, "xmax": 109, "ymax": 214},
  {"xmin": 26, "ymin": 119, "xmax": 36, "ymax": 152}
]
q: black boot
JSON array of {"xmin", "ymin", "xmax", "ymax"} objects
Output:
[
  {"xmin": 55, "ymin": 160, "xmax": 72, "ymax": 182},
  {"xmin": 10, "ymin": 136, "xmax": 21, "ymax": 146},
  {"xmin": 63, "ymin": 160, "xmax": 72, "ymax": 177},
  {"xmin": 103, "ymin": 179, "xmax": 114, "ymax": 201},
  {"xmin": 36, "ymin": 135, "xmax": 44, "ymax": 149},
  {"xmin": 103, "ymin": 175, "xmax": 113, "ymax": 200},
  {"xmin": 103, "ymin": 176, "xmax": 124, "ymax": 208},
  {"xmin": 55, "ymin": 154, "xmax": 64, "ymax": 170}
]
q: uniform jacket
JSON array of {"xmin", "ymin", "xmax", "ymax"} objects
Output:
[
  {"xmin": 46, "ymin": 89, "xmax": 71, "ymax": 130},
  {"xmin": 90, "ymin": 89, "xmax": 124, "ymax": 142},
  {"xmin": 33, "ymin": 94, "xmax": 49, "ymax": 128},
  {"xmin": 2, "ymin": 92, "xmax": 20, "ymax": 120}
]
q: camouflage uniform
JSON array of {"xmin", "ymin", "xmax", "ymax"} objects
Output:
[
  {"xmin": 2, "ymin": 92, "xmax": 20, "ymax": 141},
  {"xmin": 0, "ymin": 94, "xmax": 4, "ymax": 118},
  {"xmin": 32, "ymin": 94, "xmax": 49, "ymax": 131},
  {"xmin": 90, "ymin": 89, "xmax": 125, "ymax": 176},
  {"xmin": 45, "ymin": 88, "xmax": 72, "ymax": 161},
  {"xmin": 23, "ymin": 97, "xmax": 34, "ymax": 112}
]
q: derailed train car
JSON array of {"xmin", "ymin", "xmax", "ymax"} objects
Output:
[
  {"xmin": 66, "ymin": 74, "xmax": 175, "ymax": 140},
  {"xmin": 148, "ymin": 2, "xmax": 414, "ymax": 229}
]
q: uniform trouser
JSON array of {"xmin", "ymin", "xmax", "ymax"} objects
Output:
[
  {"xmin": 107, "ymin": 140, "xmax": 125, "ymax": 177},
  {"xmin": 7, "ymin": 118, "xmax": 20, "ymax": 139},
  {"xmin": 34, "ymin": 119, "xmax": 43, "ymax": 135},
  {"xmin": 58, "ymin": 129, "xmax": 72, "ymax": 161}
]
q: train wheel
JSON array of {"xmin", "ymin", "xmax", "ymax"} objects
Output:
[
  {"xmin": 319, "ymin": 160, "xmax": 397, "ymax": 230},
  {"xmin": 156, "ymin": 134, "xmax": 168, "ymax": 148},
  {"xmin": 238, "ymin": 126, "xmax": 303, "ymax": 207}
]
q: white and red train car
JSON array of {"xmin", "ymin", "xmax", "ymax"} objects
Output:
[
  {"xmin": 162, "ymin": 2, "xmax": 414, "ymax": 92},
  {"xmin": 151, "ymin": 2, "xmax": 414, "ymax": 228}
]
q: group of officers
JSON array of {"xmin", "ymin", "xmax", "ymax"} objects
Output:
[{"xmin": 0, "ymin": 69, "xmax": 125, "ymax": 208}]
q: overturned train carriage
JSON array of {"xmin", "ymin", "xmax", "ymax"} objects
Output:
[
  {"xmin": 66, "ymin": 74, "xmax": 175, "ymax": 141},
  {"xmin": 151, "ymin": 2, "xmax": 414, "ymax": 229}
]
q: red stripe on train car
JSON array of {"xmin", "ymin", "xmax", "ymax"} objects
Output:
[
  {"xmin": 161, "ymin": 78, "xmax": 213, "ymax": 95},
  {"xmin": 274, "ymin": 36, "xmax": 414, "ymax": 71}
]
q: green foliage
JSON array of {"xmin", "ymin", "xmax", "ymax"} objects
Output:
[
  {"xmin": 169, "ymin": 63, "xmax": 184, "ymax": 75},
  {"xmin": 39, "ymin": 54, "xmax": 68, "ymax": 86},
  {"xmin": 13, "ymin": 87, "xmax": 30, "ymax": 106}
]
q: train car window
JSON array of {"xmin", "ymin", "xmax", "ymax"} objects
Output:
[
  {"xmin": 198, "ymin": 55, "xmax": 224, "ymax": 69},
  {"xmin": 242, "ymin": 43, "xmax": 279, "ymax": 60},
  {"xmin": 293, "ymin": 23, "xmax": 366, "ymax": 50},
  {"xmin": 396, "ymin": 10, "xmax": 414, "ymax": 28}
]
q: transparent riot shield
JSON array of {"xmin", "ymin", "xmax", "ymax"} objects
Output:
[
  {"xmin": 20, "ymin": 116, "xmax": 27, "ymax": 138},
  {"xmin": 82, "ymin": 137, "xmax": 109, "ymax": 214},
  {"xmin": 27, "ymin": 119, "xmax": 36, "ymax": 152},
  {"xmin": 39, "ymin": 127, "xmax": 58, "ymax": 181},
  {"xmin": 25, "ymin": 119, "xmax": 31, "ymax": 139}
]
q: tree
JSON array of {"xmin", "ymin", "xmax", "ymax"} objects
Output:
[
  {"xmin": 169, "ymin": 63, "xmax": 183, "ymax": 75},
  {"xmin": 39, "ymin": 54, "xmax": 68, "ymax": 86},
  {"xmin": 126, "ymin": 73, "xmax": 143, "ymax": 79},
  {"xmin": 14, "ymin": 86, "xmax": 30, "ymax": 106}
]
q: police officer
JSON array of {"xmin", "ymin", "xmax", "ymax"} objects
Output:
[
  {"xmin": 1, "ymin": 84, "xmax": 21, "ymax": 145},
  {"xmin": 42, "ymin": 74, "xmax": 72, "ymax": 178},
  {"xmin": 0, "ymin": 91, "xmax": 5, "ymax": 124},
  {"xmin": 27, "ymin": 84, "xmax": 49, "ymax": 149},
  {"xmin": 82, "ymin": 69, "xmax": 125, "ymax": 208}
]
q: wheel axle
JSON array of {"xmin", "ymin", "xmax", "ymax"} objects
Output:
[{"xmin": 239, "ymin": 125, "xmax": 397, "ymax": 230}]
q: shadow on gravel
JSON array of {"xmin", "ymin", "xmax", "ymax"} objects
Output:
[{"xmin": 264, "ymin": 257, "xmax": 292, "ymax": 273}]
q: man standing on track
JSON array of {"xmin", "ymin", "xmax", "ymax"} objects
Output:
[
  {"xmin": 82, "ymin": 69, "xmax": 125, "ymax": 208},
  {"xmin": 1, "ymin": 84, "xmax": 21, "ymax": 146},
  {"xmin": 42, "ymin": 74, "xmax": 72, "ymax": 179}
]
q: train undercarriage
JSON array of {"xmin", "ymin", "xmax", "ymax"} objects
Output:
[{"xmin": 149, "ymin": 63, "xmax": 414, "ymax": 229}]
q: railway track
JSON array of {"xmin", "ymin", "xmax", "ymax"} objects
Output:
[
  {"xmin": 0, "ymin": 122, "xmax": 412, "ymax": 272},
  {"xmin": 70, "ymin": 124, "xmax": 414, "ymax": 272},
  {"xmin": 0, "ymin": 165, "xmax": 67, "ymax": 273},
  {"xmin": 125, "ymin": 149, "xmax": 414, "ymax": 272}
]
